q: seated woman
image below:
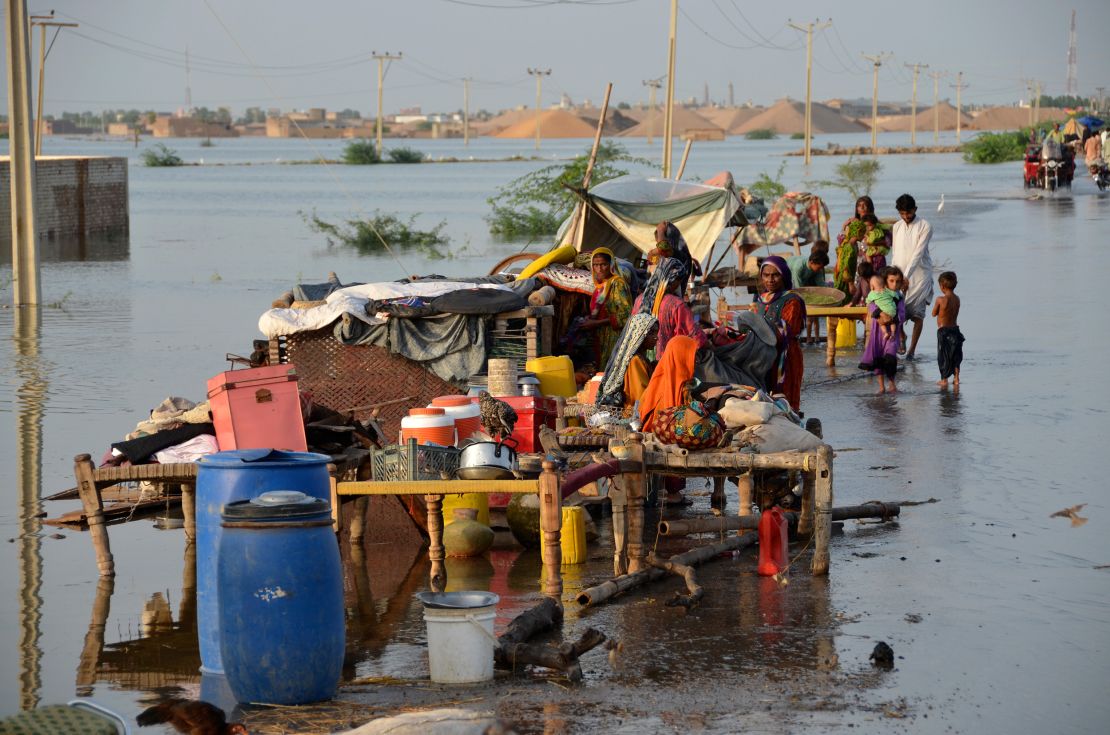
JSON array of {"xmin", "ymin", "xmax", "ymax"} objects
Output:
[
  {"xmin": 568, "ymin": 248, "xmax": 631, "ymax": 370},
  {"xmin": 752, "ymin": 256, "xmax": 807, "ymax": 411},
  {"xmin": 638, "ymin": 334, "xmax": 702, "ymax": 506},
  {"xmin": 632, "ymin": 258, "xmax": 710, "ymax": 358},
  {"xmin": 654, "ymin": 221, "xmax": 695, "ymax": 291}
]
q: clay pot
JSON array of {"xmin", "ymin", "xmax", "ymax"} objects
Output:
[
  {"xmin": 443, "ymin": 508, "xmax": 494, "ymax": 558},
  {"xmin": 505, "ymin": 493, "xmax": 541, "ymax": 549}
]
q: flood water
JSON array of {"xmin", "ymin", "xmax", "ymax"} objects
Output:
[{"xmin": 1, "ymin": 132, "xmax": 1107, "ymax": 733}]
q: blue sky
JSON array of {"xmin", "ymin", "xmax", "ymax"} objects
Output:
[{"xmin": 3, "ymin": 0, "xmax": 1108, "ymax": 116}]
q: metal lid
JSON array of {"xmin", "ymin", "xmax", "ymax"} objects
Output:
[
  {"xmin": 222, "ymin": 491, "xmax": 330, "ymax": 520},
  {"xmin": 415, "ymin": 591, "xmax": 500, "ymax": 609}
]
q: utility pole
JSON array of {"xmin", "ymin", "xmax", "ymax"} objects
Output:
[
  {"xmin": 928, "ymin": 70, "xmax": 946, "ymax": 142},
  {"xmin": 372, "ymin": 51, "xmax": 401, "ymax": 156},
  {"xmin": 662, "ymin": 0, "xmax": 678, "ymax": 178},
  {"xmin": 527, "ymin": 67, "xmax": 551, "ymax": 150},
  {"xmin": 1033, "ymin": 80, "xmax": 1042, "ymax": 125},
  {"xmin": 904, "ymin": 62, "xmax": 928, "ymax": 146},
  {"xmin": 861, "ymin": 52, "xmax": 891, "ymax": 152},
  {"xmin": 728, "ymin": 81, "xmax": 734, "ymax": 108},
  {"xmin": 951, "ymin": 71, "xmax": 968, "ymax": 143},
  {"xmin": 788, "ymin": 18, "xmax": 831, "ymax": 165},
  {"xmin": 30, "ymin": 12, "xmax": 77, "ymax": 156},
  {"xmin": 1096, "ymin": 86, "xmax": 1106, "ymax": 115},
  {"xmin": 1025, "ymin": 79, "xmax": 1036, "ymax": 128},
  {"xmin": 185, "ymin": 46, "xmax": 192, "ymax": 111},
  {"xmin": 462, "ymin": 77, "xmax": 471, "ymax": 147},
  {"xmin": 1065, "ymin": 9, "xmax": 1077, "ymax": 96},
  {"xmin": 642, "ymin": 77, "xmax": 663, "ymax": 145},
  {"xmin": 6, "ymin": 0, "xmax": 40, "ymax": 306}
]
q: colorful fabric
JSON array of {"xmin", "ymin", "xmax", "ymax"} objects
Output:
[
  {"xmin": 833, "ymin": 237, "xmax": 857, "ymax": 295},
  {"xmin": 591, "ymin": 273, "xmax": 632, "ymax": 368},
  {"xmin": 623, "ymin": 355, "xmax": 651, "ymax": 410},
  {"xmin": 597, "ymin": 312, "xmax": 657, "ymax": 407},
  {"xmin": 653, "ymin": 397, "xmax": 724, "ymax": 450},
  {"xmin": 859, "ymin": 298, "xmax": 905, "ymax": 379},
  {"xmin": 633, "ymin": 293, "xmax": 711, "ymax": 358},
  {"xmin": 535, "ymin": 264, "xmax": 595, "ymax": 296},
  {"xmin": 640, "ymin": 335, "xmax": 699, "ymax": 433},
  {"xmin": 755, "ymin": 258, "xmax": 807, "ymax": 410},
  {"xmin": 739, "ymin": 192, "xmax": 831, "ymax": 247},
  {"xmin": 639, "ymin": 257, "xmax": 687, "ymax": 318},
  {"xmin": 937, "ymin": 326, "xmax": 965, "ymax": 380}
]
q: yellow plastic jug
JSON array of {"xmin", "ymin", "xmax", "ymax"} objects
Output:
[
  {"xmin": 835, "ymin": 318, "xmax": 858, "ymax": 348},
  {"xmin": 525, "ymin": 355, "xmax": 577, "ymax": 398},
  {"xmin": 560, "ymin": 506, "xmax": 588, "ymax": 565}
]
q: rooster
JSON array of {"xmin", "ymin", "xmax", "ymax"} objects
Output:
[
  {"xmin": 136, "ymin": 698, "xmax": 247, "ymax": 735},
  {"xmin": 478, "ymin": 390, "xmax": 517, "ymax": 441}
]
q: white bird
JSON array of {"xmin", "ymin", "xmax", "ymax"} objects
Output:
[
  {"xmin": 937, "ymin": 193, "xmax": 945, "ymax": 212},
  {"xmin": 198, "ymin": 158, "xmax": 204, "ymax": 165}
]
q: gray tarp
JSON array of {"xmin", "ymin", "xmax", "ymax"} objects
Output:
[{"xmin": 334, "ymin": 312, "xmax": 488, "ymax": 384}]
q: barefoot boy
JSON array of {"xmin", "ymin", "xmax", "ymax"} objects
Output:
[{"xmin": 932, "ymin": 271, "xmax": 964, "ymax": 389}]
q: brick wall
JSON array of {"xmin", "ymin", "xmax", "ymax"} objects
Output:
[{"xmin": 0, "ymin": 156, "xmax": 129, "ymax": 245}]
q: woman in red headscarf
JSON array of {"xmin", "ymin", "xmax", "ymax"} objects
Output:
[{"xmin": 753, "ymin": 256, "xmax": 807, "ymax": 411}]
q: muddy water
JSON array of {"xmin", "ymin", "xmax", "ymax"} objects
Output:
[{"xmin": 1, "ymin": 134, "xmax": 1107, "ymax": 733}]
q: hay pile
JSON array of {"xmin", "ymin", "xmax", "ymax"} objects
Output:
[{"xmin": 734, "ymin": 99, "xmax": 867, "ymax": 135}]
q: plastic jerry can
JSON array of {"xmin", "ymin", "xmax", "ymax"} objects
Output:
[
  {"xmin": 757, "ymin": 506, "xmax": 789, "ymax": 576},
  {"xmin": 560, "ymin": 506, "xmax": 588, "ymax": 565}
]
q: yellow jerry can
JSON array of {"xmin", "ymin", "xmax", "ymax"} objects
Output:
[{"xmin": 560, "ymin": 506, "xmax": 588, "ymax": 565}]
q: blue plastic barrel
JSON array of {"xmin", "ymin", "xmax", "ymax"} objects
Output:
[
  {"xmin": 196, "ymin": 449, "xmax": 331, "ymax": 674},
  {"xmin": 218, "ymin": 491, "xmax": 344, "ymax": 705}
]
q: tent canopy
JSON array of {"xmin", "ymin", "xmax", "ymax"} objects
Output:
[{"xmin": 560, "ymin": 175, "xmax": 742, "ymax": 265}]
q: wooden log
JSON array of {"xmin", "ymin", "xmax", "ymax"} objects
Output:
[
  {"xmin": 659, "ymin": 501, "xmax": 901, "ymax": 535},
  {"xmin": 539, "ymin": 460, "xmax": 563, "ymax": 600},
  {"xmin": 811, "ymin": 444, "xmax": 834, "ymax": 576},
  {"xmin": 577, "ymin": 532, "xmax": 758, "ymax": 607},
  {"xmin": 497, "ymin": 626, "xmax": 608, "ymax": 683},
  {"xmin": 424, "ymin": 494, "xmax": 446, "ymax": 592},
  {"xmin": 647, "ymin": 552, "xmax": 703, "ymax": 609},
  {"xmin": 74, "ymin": 454, "xmax": 114, "ymax": 577}
]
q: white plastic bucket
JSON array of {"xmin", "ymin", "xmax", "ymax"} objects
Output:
[{"xmin": 416, "ymin": 591, "xmax": 499, "ymax": 684}]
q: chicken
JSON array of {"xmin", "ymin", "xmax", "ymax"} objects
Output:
[
  {"xmin": 136, "ymin": 698, "xmax": 247, "ymax": 735},
  {"xmin": 478, "ymin": 390, "xmax": 517, "ymax": 441}
]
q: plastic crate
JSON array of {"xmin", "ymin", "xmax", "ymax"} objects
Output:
[{"xmin": 371, "ymin": 439, "xmax": 460, "ymax": 482}]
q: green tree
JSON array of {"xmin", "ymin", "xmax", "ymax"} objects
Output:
[
  {"xmin": 748, "ymin": 161, "xmax": 788, "ymax": 201},
  {"xmin": 486, "ymin": 141, "xmax": 650, "ymax": 238},
  {"xmin": 816, "ymin": 156, "xmax": 882, "ymax": 201}
]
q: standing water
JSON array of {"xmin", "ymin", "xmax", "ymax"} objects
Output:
[{"xmin": 1, "ymin": 133, "xmax": 1107, "ymax": 733}]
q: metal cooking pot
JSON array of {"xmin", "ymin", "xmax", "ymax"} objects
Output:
[{"xmin": 458, "ymin": 439, "xmax": 517, "ymax": 472}]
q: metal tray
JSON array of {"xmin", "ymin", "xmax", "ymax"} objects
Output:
[{"xmin": 415, "ymin": 591, "xmax": 500, "ymax": 609}]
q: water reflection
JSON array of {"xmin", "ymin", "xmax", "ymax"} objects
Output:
[
  {"xmin": 15, "ymin": 307, "xmax": 45, "ymax": 711},
  {"xmin": 0, "ymin": 232, "xmax": 129, "ymax": 264}
]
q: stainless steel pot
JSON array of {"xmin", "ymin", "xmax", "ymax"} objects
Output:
[{"xmin": 458, "ymin": 439, "xmax": 517, "ymax": 472}]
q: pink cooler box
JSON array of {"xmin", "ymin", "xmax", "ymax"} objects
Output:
[{"xmin": 206, "ymin": 365, "xmax": 307, "ymax": 452}]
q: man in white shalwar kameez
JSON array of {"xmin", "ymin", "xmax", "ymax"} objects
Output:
[{"xmin": 891, "ymin": 193, "xmax": 933, "ymax": 359}]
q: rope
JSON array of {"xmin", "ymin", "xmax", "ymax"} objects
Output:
[{"xmin": 201, "ymin": 0, "xmax": 412, "ymax": 276}]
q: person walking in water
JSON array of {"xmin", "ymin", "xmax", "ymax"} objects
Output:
[
  {"xmin": 932, "ymin": 271, "xmax": 964, "ymax": 390},
  {"xmin": 890, "ymin": 193, "xmax": 934, "ymax": 359}
]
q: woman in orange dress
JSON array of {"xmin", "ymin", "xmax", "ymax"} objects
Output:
[{"xmin": 753, "ymin": 256, "xmax": 806, "ymax": 411}]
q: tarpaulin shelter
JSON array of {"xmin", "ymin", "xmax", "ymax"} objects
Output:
[{"xmin": 558, "ymin": 175, "xmax": 744, "ymax": 266}]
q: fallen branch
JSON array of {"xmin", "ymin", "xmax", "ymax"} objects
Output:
[
  {"xmin": 493, "ymin": 598, "xmax": 608, "ymax": 682},
  {"xmin": 659, "ymin": 501, "xmax": 904, "ymax": 536},
  {"xmin": 647, "ymin": 552, "xmax": 703, "ymax": 609},
  {"xmin": 577, "ymin": 533, "xmax": 758, "ymax": 607}
]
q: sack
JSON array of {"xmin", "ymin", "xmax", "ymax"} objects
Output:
[
  {"xmin": 654, "ymin": 398, "xmax": 725, "ymax": 450},
  {"xmin": 738, "ymin": 415, "xmax": 823, "ymax": 454},
  {"xmin": 718, "ymin": 397, "xmax": 775, "ymax": 428}
]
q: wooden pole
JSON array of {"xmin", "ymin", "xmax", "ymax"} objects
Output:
[
  {"xmin": 952, "ymin": 71, "xmax": 966, "ymax": 144},
  {"xmin": 425, "ymin": 494, "xmax": 446, "ymax": 592},
  {"xmin": 622, "ymin": 433, "xmax": 647, "ymax": 573},
  {"xmin": 659, "ymin": 501, "xmax": 900, "ymax": 536},
  {"xmin": 662, "ymin": 0, "xmax": 677, "ymax": 178},
  {"xmin": 527, "ymin": 67, "xmax": 551, "ymax": 151},
  {"xmin": 463, "ymin": 77, "xmax": 470, "ymax": 147},
  {"xmin": 566, "ymin": 82, "xmax": 613, "ymax": 249},
  {"xmin": 538, "ymin": 460, "xmax": 563, "ymax": 601},
  {"xmin": 180, "ymin": 482, "xmax": 196, "ymax": 543},
  {"xmin": 811, "ymin": 444, "xmax": 834, "ymax": 575},
  {"xmin": 74, "ymin": 454, "xmax": 114, "ymax": 577},
  {"xmin": 6, "ymin": 0, "xmax": 40, "ymax": 306},
  {"xmin": 643, "ymin": 77, "xmax": 661, "ymax": 146},
  {"xmin": 675, "ymin": 138, "xmax": 693, "ymax": 180},
  {"xmin": 788, "ymin": 20, "xmax": 830, "ymax": 165},
  {"xmin": 34, "ymin": 22, "xmax": 44, "ymax": 156},
  {"xmin": 75, "ymin": 576, "xmax": 114, "ymax": 695},
  {"xmin": 373, "ymin": 52, "xmax": 401, "ymax": 157},
  {"xmin": 736, "ymin": 472, "xmax": 753, "ymax": 516}
]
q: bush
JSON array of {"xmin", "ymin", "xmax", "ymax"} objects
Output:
[
  {"xmin": 486, "ymin": 141, "xmax": 650, "ymax": 239},
  {"xmin": 388, "ymin": 147, "xmax": 425, "ymax": 163},
  {"xmin": 342, "ymin": 139, "xmax": 380, "ymax": 165},
  {"xmin": 141, "ymin": 143, "xmax": 183, "ymax": 167},
  {"xmin": 749, "ymin": 161, "xmax": 788, "ymax": 201},
  {"xmin": 817, "ymin": 156, "xmax": 882, "ymax": 201},
  {"xmin": 962, "ymin": 129, "xmax": 1029, "ymax": 164},
  {"xmin": 790, "ymin": 132, "xmax": 805, "ymax": 140},
  {"xmin": 745, "ymin": 128, "xmax": 777, "ymax": 140},
  {"xmin": 305, "ymin": 210, "xmax": 449, "ymax": 259}
]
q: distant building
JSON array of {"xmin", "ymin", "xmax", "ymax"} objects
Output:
[
  {"xmin": 42, "ymin": 119, "xmax": 95, "ymax": 135},
  {"xmin": 151, "ymin": 115, "xmax": 239, "ymax": 138}
]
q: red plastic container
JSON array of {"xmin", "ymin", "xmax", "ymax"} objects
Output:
[
  {"xmin": 757, "ymin": 506, "xmax": 789, "ymax": 577},
  {"xmin": 207, "ymin": 365, "xmax": 307, "ymax": 452}
]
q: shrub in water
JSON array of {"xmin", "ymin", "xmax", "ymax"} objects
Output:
[
  {"xmin": 305, "ymin": 210, "xmax": 449, "ymax": 260},
  {"xmin": 342, "ymin": 139, "xmax": 381, "ymax": 165},
  {"xmin": 141, "ymin": 143, "xmax": 184, "ymax": 167},
  {"xmin": 745, "ymin": 128, "xmax": 777, "ymax": 140},
  {"xmin": 388, "ymin": 147, "xmax": 425, "ymax": 163}
]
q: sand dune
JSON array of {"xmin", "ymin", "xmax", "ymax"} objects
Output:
[
  {"xmin": 494, "ymin": 109, "xmax": 598, "ymax": 138},
  {"xmin": 735, "ymin": 99, "xmax": 867, "ymax": 135},
  {"xmin": 617, "ymin": 107, "xmax": 722, "ymax": 138},
  {"xmin": 968, "ymin": 106, "xmax": 1070, "ymax": 130}
]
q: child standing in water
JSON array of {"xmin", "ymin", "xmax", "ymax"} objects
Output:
[
  {"xmin": 932, "ymin": 271, "xmax": 964, "ymax": 389},
  {"xmin": 866, "ymin": 268, "xmax": 903, "ymax": 340}
]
